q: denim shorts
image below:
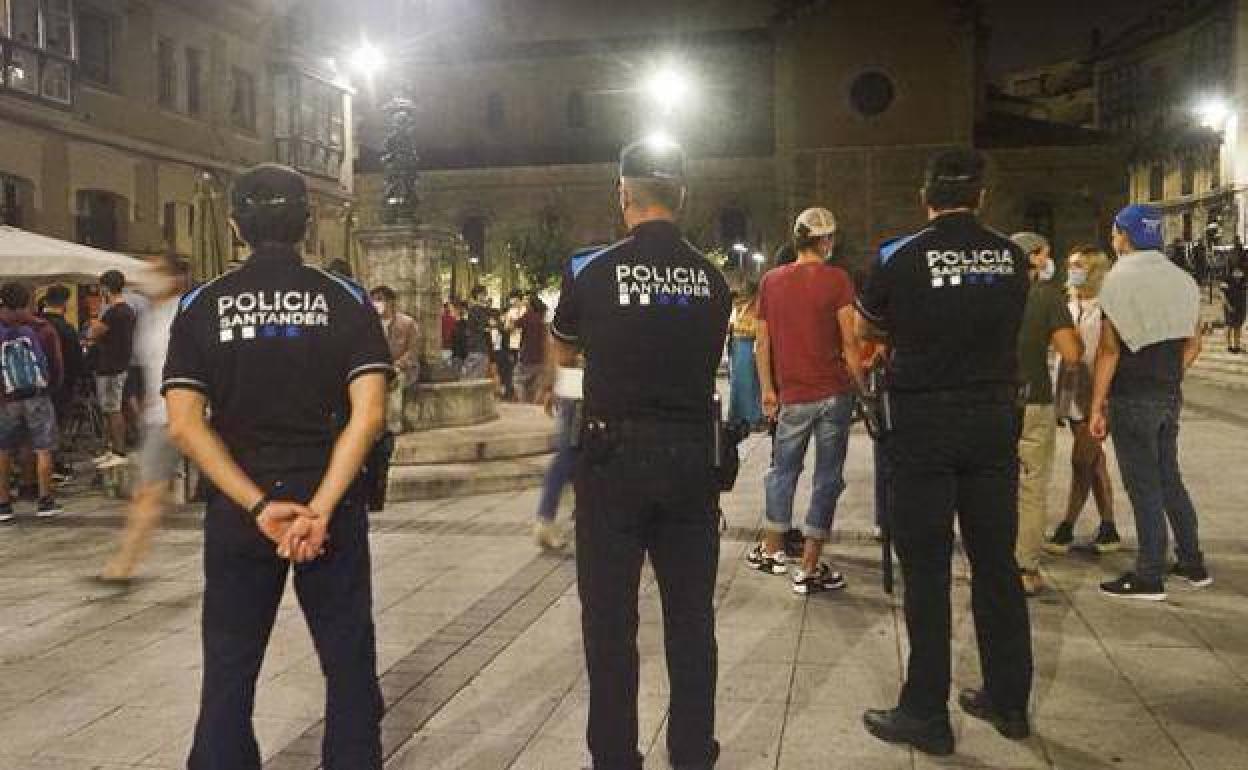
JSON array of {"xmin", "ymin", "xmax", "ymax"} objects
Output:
[
  {"xmin": 95, "ymin": 372, "xmax": 128, "ymax": 414},
  {"xmin": 0, "ymin": 395, "xmax": 58, "ymax": 451}
]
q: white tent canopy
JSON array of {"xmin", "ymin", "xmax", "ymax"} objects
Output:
[{"xmin": 0, "ymin": 225, "xmax": 149, "ymax": 283}]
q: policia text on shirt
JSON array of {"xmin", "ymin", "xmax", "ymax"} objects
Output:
[{"xmin": 550, "ymin": 138, "xmax": 732, "ymax": 770}]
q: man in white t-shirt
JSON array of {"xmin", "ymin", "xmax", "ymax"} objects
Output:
[{"xmin": 101, "ymin": 255, "xmax": 189, "ymax": 581}]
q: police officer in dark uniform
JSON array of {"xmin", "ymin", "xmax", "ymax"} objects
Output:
[
  {"xmin": 162, "ymin": 164, "xmax": 392, "ymax": 770},
  {"xmin": 551, "ymin": 138, "xmax": 731, "ymax": 770},
  {"xmin": 856, "ymin": 149, "xmax": 1034, "ymax": 756}
]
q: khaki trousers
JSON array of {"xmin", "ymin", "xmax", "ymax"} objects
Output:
[{"xmin": 1015, "ymin": 403, "xmax": 1057, "ymax": 572}]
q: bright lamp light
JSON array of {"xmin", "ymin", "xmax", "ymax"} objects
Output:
[
  {"xmin": 645, "ymin": 67, "xmax": 691, "ymax": 113},
  {"xmin": 350, "ymin": 42, "xmax": 385, "ymax": 78},
  {"xmin": 732, "ymin": 243, "xmax": 749, "ymax": 253},
  {"xmin": 1195, "ymin": 99, "xmax": 1231, "ymax": 130},
  {"xmin": 751, "ymin": 252, "xmax": 766, "ymax": 263}
]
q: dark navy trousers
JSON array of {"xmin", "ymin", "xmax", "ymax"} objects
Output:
[{"xmin": 188, "ymin": 470, "xmax": 383, "ymax": 770}]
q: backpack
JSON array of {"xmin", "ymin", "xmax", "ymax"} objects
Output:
[{"xmin": 0, "ymin": 322, "xmax": 50, "ymax": 399}]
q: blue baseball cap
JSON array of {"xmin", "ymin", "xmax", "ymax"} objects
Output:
[{"xmin": 1114, "ymin": 204, "xmax": 1165, "ymax": 251}]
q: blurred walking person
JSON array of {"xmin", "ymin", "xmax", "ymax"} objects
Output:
[{"xmin": 100, "ymin": 255, "xmax": 190, "ymax": 580}]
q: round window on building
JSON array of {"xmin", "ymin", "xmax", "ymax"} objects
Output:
[{"xmin": 849, "ymin": 71, "xmax": 895, "ymax": 118}]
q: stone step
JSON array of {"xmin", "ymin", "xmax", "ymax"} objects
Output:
[
  {"xmin": 393, "ymin": 403, "xmax": 558, "ymax": 466},
  {"xmin": 1190, "ymin": 358, "xmax": 1248, "ymax": 377},
  {"xmin": 386, "ymin": 455, "xmax": 552, "ymax": 502}
]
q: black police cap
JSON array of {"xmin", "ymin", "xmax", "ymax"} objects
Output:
[
  {"xmin": 619, "ymin": 137, "xmax": 686, "ymax": 182},
  {"xmin": 924, "ymin": 148, "xmax": 985, "ymax": 189},
  {"xmin": 231, "ymin": 163, "xmax": 309, "ymax": 215}
]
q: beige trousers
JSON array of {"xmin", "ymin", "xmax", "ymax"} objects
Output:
[{"xmin": 1016, "ymin": 403, "xmax": 1057, "ymax": 572}]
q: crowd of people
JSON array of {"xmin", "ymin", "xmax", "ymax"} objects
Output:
[{"xmin": 0, "ymin": 143, "xmax": 1230, "ymax": 769}]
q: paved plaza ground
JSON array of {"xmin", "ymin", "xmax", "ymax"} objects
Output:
[{"xmin": 0, "ymin": 380, "xmax": 1246, "ymax": 769}]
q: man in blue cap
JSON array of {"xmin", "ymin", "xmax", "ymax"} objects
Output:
[
  {"xmin": 1089, "ymin": 204, "xmax": 1210, "ymax": 600},
  {"xmin": 551, "ymin": 136, "xmax": 731, "ymax": 769}
]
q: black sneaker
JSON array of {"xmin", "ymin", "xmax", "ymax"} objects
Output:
[
  {"xmin": 1100, "ymin": 572, "xmax": 1166, "ymax": 601},
  {"xmin": 1169, "ymin": 563, "xmax": 1213, "ymax": 589},
  {"xmin": 746, "ymin": 544, "xmax": 788, "ymax": 575},
  {"xmin": 957, "ymin": 688, "xmax": 1030, "ymax": 741},
  {"xmin": 36, "ymin": 497, "xmax": 63, "ymax": 518},
  {"xmin": 792, "ymin": 563, "xmax": 847, "ymax": 595},
  {"xmin": 1092, "ymin": 523, "xmax": 1122, "ymax": 554},
  {"xmin": 0, "ymin": 502, "xmax": 13, "ymax": 523},
  {"xmin": 863, "ymin": 707, "xmax": 954, "ymax": 756},
  {"xmin": 1044, "ymin": 521, "xmax": 1074, "ymax": 554}
]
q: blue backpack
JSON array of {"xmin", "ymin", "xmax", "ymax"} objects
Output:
[{"xmin": 0, "ymin": 322, "xmax": 50, "ymax": 400}]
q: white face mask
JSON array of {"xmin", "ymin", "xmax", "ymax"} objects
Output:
[
  {"xmin": 373, "ymin": 301, "xmax": 387, "ymax": 316},
  {"xmin": 1067, "ymin": 268, "xmax": 1089, "ymax": 288},
  {"xmin": 1039, "ymin": 259, "xmax": 1056, "ymax": 283}
]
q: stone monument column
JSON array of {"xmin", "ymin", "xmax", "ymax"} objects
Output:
[{"xmin": 355, "ymin": 224, "xmax": 457, "ymax": 384}]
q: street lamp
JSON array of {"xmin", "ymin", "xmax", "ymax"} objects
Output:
[
  {"xmin": 1195, "ymin": 98, "xmax": 1231, "ymax": 131},
  {"xmin": 732, "ymin": 243, "xmax": 748, "ymax": 254},
  {"xmin": 645, "ymin": 66, "xmax": 692, "ymax": 115},
  {"xmin": 350, "ymin": 41, "xmax": 385, "ymax": 80}
]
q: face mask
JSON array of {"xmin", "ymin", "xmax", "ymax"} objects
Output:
[
  {"xmin": 1067, "ymin": 268, "xmax": 1088, "ymax": 288},
  {"xmin": 1039, "ymin": 259, "xmax": 1056, "ymax": 283},
  {"xmin": 373, "ymin": 301, "xmax": 387, "ymax": 316}
]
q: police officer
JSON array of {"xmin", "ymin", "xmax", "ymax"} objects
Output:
[
  {"xmin": 162, "ymin": 164, "xmax": 392, "ymax": 769},
  {"xmin": 856, "ymin": 149, "xmax": 1033, "ymax": 756},
  {"xmin": 551, "ymin": 138, "xmax": 731, "ymax": 770}
]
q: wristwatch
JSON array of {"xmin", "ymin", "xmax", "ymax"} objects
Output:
[{"xmin": 249, "ymin": 491, "xmax": 273, "ymax": 519}]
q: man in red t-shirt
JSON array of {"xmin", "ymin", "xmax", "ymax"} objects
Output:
[{"xmin": 748, "ymin": 207, "xmax": 864, "ymax": 595}]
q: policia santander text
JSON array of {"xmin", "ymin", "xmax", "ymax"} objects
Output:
[
  {"xmin": 857, "ymin": 149, "xmax": 1034, "ymax": 756},
  {"xmin": 551, "ymin": 139, "xmax": 731, "ymax": 770},
  {"xmin": 162, "ymin": 165, "xmax": 392, "ymax": 770}
]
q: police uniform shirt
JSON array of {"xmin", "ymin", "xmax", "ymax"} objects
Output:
[
  {"xmin": 161, "ymin": 245, "xmax": 394, "ymax": 457},
  {"xmin": 551, "ymin": 221, "xmax": 731, "ymax": 421},
  {"xmin": 855, "ymin": 212, "xmax": 1028, "ymax": 393}
]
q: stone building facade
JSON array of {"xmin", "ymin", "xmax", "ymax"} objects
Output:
[
  {"xmin": 1093, "ymin": 0, "xmax": 1238, "ymax": 244},
  {"xmin": 353, "ymin": 0, "xmax": 1125, "ymax": 292},
  {"xmin": 0, "ymin": 0, "xmax": 356, "ymax": 279}
]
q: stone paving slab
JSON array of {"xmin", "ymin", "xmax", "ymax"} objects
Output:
[{"xmin": 1, "ymin": 384, "xmax": 1247, "ymax": 769}]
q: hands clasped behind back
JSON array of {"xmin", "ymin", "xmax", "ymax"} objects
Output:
[{"xmin": 256, "ymin": 502, "xmax": 330, "ymax": 563}]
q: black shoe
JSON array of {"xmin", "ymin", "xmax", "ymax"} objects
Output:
[
  {"xmin": 36, "ymin": 497, "xmax": 63, "ymax": 517},
  {"xmin": 958, "ymin": 688, "xmax": 1030, "ymax": 741},
  {"xmin": 671, "ymin": 740, "xmax": 720, "ymax": 770},
  {"xmin": 745, "ymin": 544, "xmax": 788, "ymax": 575},
  {"xmin": 0, "ymin": 502, "xmax": 13, "ymax": 523},
  {"xmin": 1092, "ymin": 522, "xmax": 1122, "ymax": 554},
  {"xmin": 1044, "ymin": 520, "xmax": 1074, "ymax": 554},
  {"xmin": 1100, "ymin": 572, "xmax": 1166, "ymax": 601},
  {"xmin": 863, "ymin": 707, "xmax": 954, "ymax": 756},
  {"xmin": 1169, "ymin": 563, "xmax": 1213, "ymax": 588},
  {"xmin": 792, "ymin": 563, "xmax": 847, "ymax": 595}
]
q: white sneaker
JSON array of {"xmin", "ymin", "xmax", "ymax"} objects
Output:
[
  {"xmin": 534, "ymin": 520, "xmax": 567, "ymax": 550},
  {"xmin": 96, "ymin": 453, "xmax": 130, "ymax": 470},
  {"xmin": 92, "ymin": 451, "xmax": 119, "ymax": 467}
]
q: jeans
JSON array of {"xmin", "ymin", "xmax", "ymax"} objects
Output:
[
  {"xmin": 189, "ymin": 471, "xmax": 383, "ymax": 770},
  {"xmin": 575, "ymin": 421, "xmax": 719, "ymax": 770},
  {"xmin": 763, "ymin": 393, "xmax": 854, "ymax": 539},
  {"xmin": 536, "ymin": 398, "xmax": 579, "ymax": 522},
  {"xmin": 1109, "ymin": 396, "xmax": 1204, "ymax": 583},
  {"xmin": 887, "ymin": 393, "xmax": 1032, "ymax": 719}
]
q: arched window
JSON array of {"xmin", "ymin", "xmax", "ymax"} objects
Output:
[{"xmin": 75, "ymin": 190, "xmax": 127, "ymax": 250}]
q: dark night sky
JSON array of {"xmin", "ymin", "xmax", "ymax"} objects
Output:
[{"xmin": 984, "ymin": 0, "xmax": 1172, "ymax": 75}]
